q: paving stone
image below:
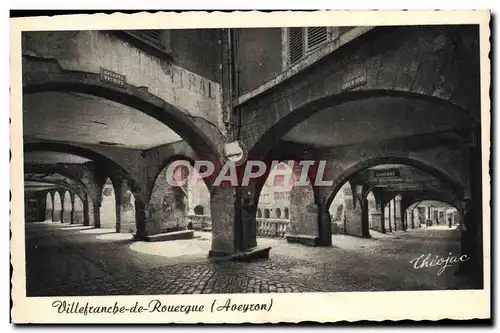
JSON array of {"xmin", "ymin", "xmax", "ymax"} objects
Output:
[{"xmin": 24, "ymin": 223, "xmax": 476, "ymax": 296}]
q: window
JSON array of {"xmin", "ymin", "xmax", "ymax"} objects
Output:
[
  {"xmin": 273, "ymin": 175, "xmax": 285, "ymax": 187},
  {"xmin": 284, "ymin": 207, "xmax": 289, "ymax": 219},
  {"xmin": 264, "ymin": 209, "xmax": 270, "ymax": 219},
  {"xmin": 194, "ymin": 205, "xmax": 204, "ymax": 215},
  {"xmin": 117, "ymin": 30, "xmax": 172, "ymax": 58},
  {"xmin": 283, "ymin": 27, "xmax": 353, "ymax": 68},
  {"xmin": 275, "ymin": 208, "xmax": 282, "ymax": 218},
  {"xmin": 128, "ymin": 30, "xmax": 165, "ymax": 49}
]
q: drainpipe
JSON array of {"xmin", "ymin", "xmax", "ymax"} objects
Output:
[{"xmin": 226, "ymin": 28, "xmax": 244, "ymax": 253}]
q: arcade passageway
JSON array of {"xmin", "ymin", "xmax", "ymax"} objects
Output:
[{"xmin": 26, "ymin": 221, "xmax": 473, "ymax": 296}]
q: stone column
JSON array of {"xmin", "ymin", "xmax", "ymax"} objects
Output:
[
  {"xmin": 115, "ymin": 185, "xmax": 122, "ymax": 233},
  {"xmin": 388, "ymin": 199, "xmax": 395, "ymax": 232},
  {"xmin": 286, "ymin": 188, "xmax": 320, "ymax": 245},
  {"xmin": 52, "ymin": 192, "xmax": 61, "ymax": 222},
  {"xmin": 120, "ymin": 181, "xmax": 137, "ymax": 234},
  {"xmin": 343, "ymin": 186, "xmax": 369, "ymax": 238},
  {"xmin": 134, "ymin": 199, "xmax": 149, "ymax": 240},
  {"xmin": 240, "ymin": 186, "xmax": 258, "ymax": 250},
  {"xmin": 394, "ymin": 196, "xmax": 404, "ymax": 231},
  {"xmin": 457, "ymin": 133, "xmax": 483, "ymax": 288},
  {"xmin": 371, "ymin": 192, "xmax": 385, "ymax": 233},
  {"xmin": 92, "ymin": 200, "xmax": 101, "ymax": 228},
  {"xmin": 83, "ymin": 197, "xmax": 90, "ymax": 226},
  {"xmin": 209, "ymin": 186, "xmax": 236, "ymax": 257},
  {"xmin": 318, "ymin": 201, "xmax": 332, "ymax": 246},
  {"xmin": 46, "ymin": 192, "xmax": 53, "ymax": 222},
  {"xmin": 69, "ymin": 193, "xmax": 75, "ymax": 224},
  {"xmin": 370, "ymin": 212, "xmax": 383, "ymax": 233},
  {"xmin": 286, "ymin": 165, "xmax": 320, "ymax": 246}
]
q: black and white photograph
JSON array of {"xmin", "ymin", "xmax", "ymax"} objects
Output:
[{"xmin": 10, "ymin": 10, "xmax": 491, "ymax": 323}]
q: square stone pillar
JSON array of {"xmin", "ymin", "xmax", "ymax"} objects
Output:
[
  {"xmin": 370, "ymin": 212, "xmax": 384, "ymax": 232},
  {"xmin": 133, "ymin": 199, "xmax": 148, "ymax": 240},
  {"xmin": 343, "ymin": 196, "xmax": 369, "ymax": 238},
  {"xmin": 394, "ymin": 196, "xmax": 404, "ymax": 231},
  {"xmin": 209, "ymin": 186, "xmax": 236, "ymax": 257},
  {"xmin": 385, "ymin": 203, "xmax": 392, "ymax": 232},
  {"xmin": 286, "ymin": 186, "xmax": 320, "ymax": 246}
]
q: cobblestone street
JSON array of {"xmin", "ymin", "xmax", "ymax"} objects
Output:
[{"xmin": 25, "ymin": 222, "xmax": 477, "ymax": 297}]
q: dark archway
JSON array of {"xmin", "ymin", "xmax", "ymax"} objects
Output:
[
  {"xmin": 264, "ymin": 209, "xmax": 270, "ymax": 218},
  {"xmin": 194, "ymin": 205, "xmax": 205, "ymax": 215},
  {"xmin": 275, "ymin": 207, "xmax": 282, "ymax": 219}
]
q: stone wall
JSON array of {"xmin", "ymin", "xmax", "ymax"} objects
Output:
[{"xmin": 149, "ymin": 166, "xmax": 188, "ymax": 234}]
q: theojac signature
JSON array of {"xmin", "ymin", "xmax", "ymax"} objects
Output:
[{"xmin": 409, "ymin": 253, "xmax": 470, "ymax": 276}]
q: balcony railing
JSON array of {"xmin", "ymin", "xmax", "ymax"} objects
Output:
[
  {"xmin": 256, "ymin": 218, "xmax": 290, "ymax": 238},
  {"xmin": 187, "ymin": 215, "xmax": 212, "ymax": 230}
]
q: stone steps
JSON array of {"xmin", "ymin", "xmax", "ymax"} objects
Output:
[{"xmin": 145, "ymin": 230, "xmax": 194, "ymax": 242}]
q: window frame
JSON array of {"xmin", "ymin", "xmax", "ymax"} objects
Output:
[
  {"xmin": 281, "ymin": 26, "xmax": 343, "ymax": 70},
  {"xmin": 110, "ymin": 30, "xmax": 173, "ymax": 62}
]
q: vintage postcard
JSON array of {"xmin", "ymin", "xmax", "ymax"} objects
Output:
[{"xmin": 10, "ymin": 10, "xmax": 491, "ymax": 323}]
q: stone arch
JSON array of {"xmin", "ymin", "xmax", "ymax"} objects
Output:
[
  {"xmin": 406, "ymin": 197, "xmax": 460, "ymax": 228},
  {"xmin": 284, "ymin": 207, "xmax": 289, "ymax": 219},
  {"xmin": 264, "ymin": 209, "xmax": 270, "ymax": 218},
  {"xmin": 52, "ymin": 192, "xmax": 62, "ymax": 222},
  {"xmin": 275, "ymin": 207, "xmax": 282, "ymax": 219},
  {"xmin": 194, "ymin": 205, "xmax": 204, "ymax": 215},
  {"xmin": 62, "ymin": 191, "xmax": 72, "ymax": 223},
  {"xmin": 45, "ymin": 192, "xmax": 53, "ymax": 221},
  {"xmin": 246, "ymin": 88, "xmax": 477, "ymax": 161},
  {"xmin": 100, "ymin": 178, "xmax": 117, "ymax": 230},
  {"xmin": 24, "ymin": 142, "xmax": 143, "ymax": 197},
  {"xmin": 73, "ymin": 195, "xmax": 84, "ymax": 225},
  {"xmin": 325, "ymin": 156, "xmax": 464, "ymax": 210},
  {"xmin": 23, "ymin": 68, "xmax": 224, "ymax": 170},
  {"xmin": 148, "ymin": 155, "xmax": 208, "ymax": 199}
]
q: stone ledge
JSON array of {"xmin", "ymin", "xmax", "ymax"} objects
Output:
[
  {"xmin": 286, "ymin": 234, "xmax": 320, "ymax": 246},
  {"xmin": 145, "ymin": 230, "xmax": 194, "ymax": 242},
  {"xmin": 232, "ymin": 246, "xmax": 272, "ymax": 262}
]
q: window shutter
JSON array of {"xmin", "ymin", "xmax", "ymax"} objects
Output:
[
  {"xmin": 131, "ymin": 30, "xmax": 164, "ymax": 49},
  {"xmin": 288, "ymin": 27, "xmax": 304, "ymax": 65},
  {"xmin": 306, "ymin": 27, "xmax": 328, "ymax": 51}
]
